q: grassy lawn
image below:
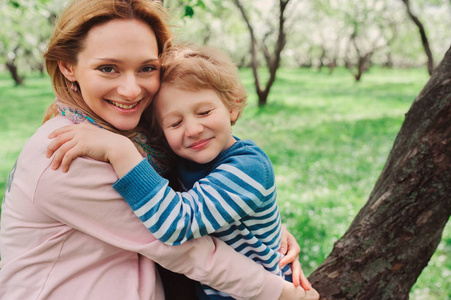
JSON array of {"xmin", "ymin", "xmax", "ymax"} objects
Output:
[{"xmin": 0, "ymin": 67, "xmax": 449, "ymax": 299}]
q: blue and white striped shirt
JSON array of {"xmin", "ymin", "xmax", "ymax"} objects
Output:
[{"xmin": 113, "ymin": 139, "xmax": 291, "ymax": 299}]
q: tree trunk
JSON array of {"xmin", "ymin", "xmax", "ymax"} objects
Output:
[
  {"xmin": 402, "ymin": 0, "xmax": 435, "ymax": 75},
  {"xmin": 345, "ymin": 30, "xmax": 378, "ymax": 82},
  {"xmin": 6, "ymin": 61, "xmax": 24, "ymax": 86},
  {"xmin": 309, "ymin": 46, "xmax": 451, "ymax": 299},
  {"xmin": 233, "ymin": 0, "xmax": 262, "ymax": 103},
  {"xmin": 233, "ymin": 0, "xmax": 289, "ymax": 107}
]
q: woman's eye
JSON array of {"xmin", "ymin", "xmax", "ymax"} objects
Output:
[
  {"xmin": 141, "ymin": 65, "xmax": 157, "ymax": 73},
  {"xmin": 98, "ymin": 66, "xmax": 116, "ymax": 73}
]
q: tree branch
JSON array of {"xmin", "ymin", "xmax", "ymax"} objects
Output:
[{"xmin": 401, "ymin": 0, "xmax": 435, "ymax": 75}]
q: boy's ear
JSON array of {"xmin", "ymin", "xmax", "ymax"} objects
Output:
[
  {"xmin": 230, "ymin": 109, "xmax": 239, "ymax": 123},
  {"xmin": 58, "ymin": 61, "xmax": 77, "ymax": 82}
]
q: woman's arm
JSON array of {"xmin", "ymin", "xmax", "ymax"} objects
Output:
[
  {"xmin": 46, "ymin": 122, "xmax": 315, "ymax": 294},
  {"xmin": 35, "ymin": 155, "xmax": 289, "ymax": 299}
]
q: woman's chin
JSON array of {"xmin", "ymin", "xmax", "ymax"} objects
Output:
[{"xmin": 111, "ymin": 120, "xmax": 140, "ymax": 131}]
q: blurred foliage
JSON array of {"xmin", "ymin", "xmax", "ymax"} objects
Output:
[
  {"xmin": 1, "ymin": 67, "xmax": 448, "ymax": 299},
  {"xmin": 0, "ymin": 0, "xmax": 67, "ymax": 81},
  {"xmin": 1, "ymin": 0, "xmax": 450, "ymax": 84},
  {"xmin": 165, "ymin": 0, "xmax": 451, "ymax": 72}
]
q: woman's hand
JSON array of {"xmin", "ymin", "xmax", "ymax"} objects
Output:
[
  {"xmin": 279, "ymin": 225, "xmax": 312, "ymax": 291},
  {"xmin": 279, "ymin": 281, "xmax": 320, "ymax": 300}
]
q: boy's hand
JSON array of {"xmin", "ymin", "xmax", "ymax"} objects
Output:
[
  {"xmin": 47, "ymin": 123, "xmax": 127, "ymax": 172},
  {"xmin": 279, "ymin": 225, "xmax": 312, "ymax": 290},
  {"xmin": 279, "ymin": 281, "xmax": 320, "ymax": 300}
]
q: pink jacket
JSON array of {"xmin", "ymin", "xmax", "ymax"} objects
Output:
[{"xmin": 0, "ymin": 116, "xmax": 283, "ymax": 300}]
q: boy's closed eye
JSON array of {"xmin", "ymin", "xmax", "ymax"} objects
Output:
[
  {"xmin": 198, "ymin": 109, "xmax": 212, "ymax": 116},
  {"xmin": 170, "ymin": 120, "xmax": 182, "ymax": 128}
]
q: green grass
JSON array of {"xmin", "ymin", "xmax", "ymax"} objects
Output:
[{"xmin": 0, "ymin": 67, "xmax": 449, "ymax": 299}]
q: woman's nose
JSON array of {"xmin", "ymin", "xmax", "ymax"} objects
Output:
[{"xmin": 117, "ymin": 74, "xmax": 142, "ymax": 100}]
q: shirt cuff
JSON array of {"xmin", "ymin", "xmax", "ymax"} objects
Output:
[
  {"xmin": 251, "ymin": 272, "xmax": 284, "ymax": 300},
  {"xmin": 112, "ymin": 158, "xmax": 166, "ymax": 206}
]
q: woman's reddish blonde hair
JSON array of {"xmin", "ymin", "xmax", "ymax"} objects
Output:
[{"xmin": 43, "ymin": 0, "xmax": 173, "ymax": 137}]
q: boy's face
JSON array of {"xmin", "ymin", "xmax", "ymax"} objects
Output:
[{"xmin": 153, "ymin": 86, "xmax": 239, "ymax": 164}]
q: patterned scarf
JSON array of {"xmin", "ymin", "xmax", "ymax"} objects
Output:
[{"xmin": 55, "ymin": 99, "xmax": 166, "ymax": 175}]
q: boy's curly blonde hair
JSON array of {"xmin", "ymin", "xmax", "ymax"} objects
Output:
[{"xmin": 157, "ymin": 44, "xmax": 247, "ymax": 125}]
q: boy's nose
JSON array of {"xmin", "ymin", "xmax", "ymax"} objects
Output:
[{"xmin": 185, "ymin": 121, "xmax": 203, "ymax": 137}]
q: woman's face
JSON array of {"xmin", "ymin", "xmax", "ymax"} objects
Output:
[{"xmin": 63, "ymin": 19, "xmax": 160, "ymax": 131}]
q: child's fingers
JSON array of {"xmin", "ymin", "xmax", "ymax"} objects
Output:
[
  {"xmin": 48, "ymin": 124, "xmax": 79, "ymax": 139},
  {"xmin": 50, "ymin": 139, "xmax": 77, "ymax": 171},
  {"xmin": 60, "ymin": 146, "xmax": 82, "ymax": 173},
  {"xmin": 47, "ymin": 131, "xmax": 75, "ymax": 158}
]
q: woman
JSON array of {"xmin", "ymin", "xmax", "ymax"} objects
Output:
[{"xmin": 0, "ymin": 0, "xmax": 315, "ymax": 299}]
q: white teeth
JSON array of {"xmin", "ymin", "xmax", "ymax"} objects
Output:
[{"xmin": 109, "ymin": 101, "xmax": 137, "ymax": 109}]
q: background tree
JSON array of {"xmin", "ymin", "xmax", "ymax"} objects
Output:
[
  {"xmin": 3, "ymin": 0, "xmax": 450, "ymax": 85},
  {"xmin": 309, "ymin": 46, "xmax": 451, "ymax": 299},
  {"xmin": 163, "ymin": 0, "xmax": 251, "ymax": 66},
  {"xmin": 0, "ymin": 0, "xmax": 65, "ymax": 85},
  {"xmin": 313, "ymin": 0, "xmax": 405, "ymax": 81},
  {"xmin": 283, "ymin": 0, "xmax": 450, "ymax": 72},
  {"xmin": 233, "ymin": 0, "xmax": 291, "ymax": 106},
  {"xmin": 401, "ymin": 0, "xmax": 435, "ymax": 75},
  {"xmin": 286, "ymin": 0, "xmax": 343, "ymax": 72}
]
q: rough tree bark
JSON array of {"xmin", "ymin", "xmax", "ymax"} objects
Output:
[
  {"xmin": 309, "ymin": 46, "xmax": 451, "ymax": 299},
  {"xmin": 401, "ymin": 0, "xmax": 435, "ymax": 75},
  {"xmin": 233, "ymin": 0, "xmax": 289, "ymax": 107}
]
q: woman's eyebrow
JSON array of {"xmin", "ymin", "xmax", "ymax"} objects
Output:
[{"xmin": 93, "ymin": 58, "xmax": 160, "ymax": 63}]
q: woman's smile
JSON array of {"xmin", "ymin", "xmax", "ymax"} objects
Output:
[{"xmin": 106, "ymin": 99, "xmax": 140, "ymax": 111}]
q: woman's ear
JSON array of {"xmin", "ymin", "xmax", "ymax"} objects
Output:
[{"xmin": 58, "ymin": 61, "xmax": 77, "ymax": 82}]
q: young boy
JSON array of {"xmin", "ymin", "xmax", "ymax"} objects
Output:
[{"xmin": 48, "ymin": 44, "xmax": 316, "ymax": 299}]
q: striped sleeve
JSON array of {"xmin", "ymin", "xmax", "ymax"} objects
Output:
[{"xmin": 113, "ymin": 154, "xmax": 276, "ymax": 246}]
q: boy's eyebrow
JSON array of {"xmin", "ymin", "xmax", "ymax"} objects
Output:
[{"xmin": 159, "ymin": 111, "xmax": 178, "ymax": 122}]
